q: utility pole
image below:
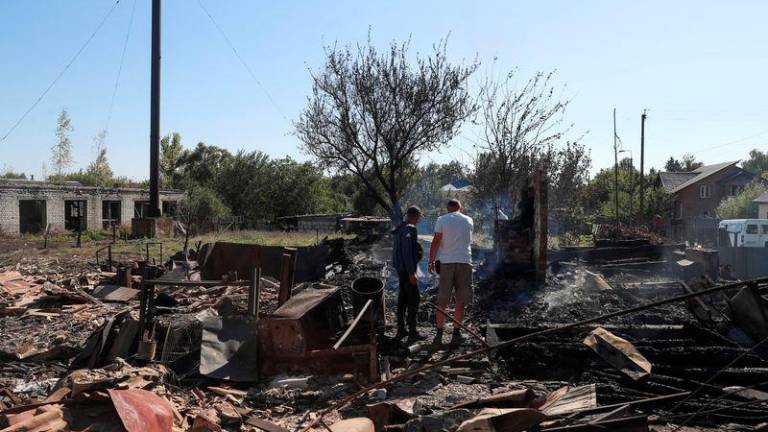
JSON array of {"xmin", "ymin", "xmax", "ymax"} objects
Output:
[
  {"xmin": 613, "ymin": 108, "xmax": 619, "ymax": 238},
  {"xmin": 639, "ymin": 110, "xmax": 647, "ymax": 225},
  {"xmin": 148, "ymin": 0, "xmax": 161, "ymax": 218}
]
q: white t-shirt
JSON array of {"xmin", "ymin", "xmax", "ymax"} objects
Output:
[{"xmin": 434, "ymin": 211, "xmax": 473, "ymax": 264}]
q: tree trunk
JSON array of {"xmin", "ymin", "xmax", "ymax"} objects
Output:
[{"xmin": 390, "ymin": 199, "xmax": 403, "ymax": 224}]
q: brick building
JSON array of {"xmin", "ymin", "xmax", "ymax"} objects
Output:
[
  {"xmin": 0, "ymin": 179, "xmax": 184, "ymax": 235},
  {"xmin": 656, "ymin": 161, "xmax": 756, "ymax": 243}
]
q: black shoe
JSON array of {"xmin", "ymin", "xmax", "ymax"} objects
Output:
[
  {"xmin": 450, "ymin": 329, "xmax": 464, "ymax": 346},
  {"xmin": 408, "ymin": 329, "xmax": 420, "ymax": 340},
  {"xmin": 394, "ymin": 329, "xmax": 408, "ymax": 340},
  {"xmin": 432, "ymin": 329, "xmax": 444, "ymax": 345}
]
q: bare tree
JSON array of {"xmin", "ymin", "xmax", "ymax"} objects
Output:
[
  {"xmin": 472, "ymin": 70, "xmax": 584, "ymax": 209},
  {"xmin": 296, "ymin": 38, "xmax": 478, "ymax": 221}
]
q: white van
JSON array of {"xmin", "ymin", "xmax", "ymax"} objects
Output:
[{"xmin": 718, "ymin": 219, "xmax": 768, "ymax": 247}]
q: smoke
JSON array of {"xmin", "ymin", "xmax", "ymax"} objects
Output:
[{"xmin": 542, "ymin": 267, "xmax": 595, "ymax": 310}]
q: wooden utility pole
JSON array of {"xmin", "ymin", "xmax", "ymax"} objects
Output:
[
  {"xmin": 639, "ymin": 110, "xmax": 647, "ymax": 224},
  {"xmin": 613, "ymin": 108, "xmax": 619, "ymax": 237}
]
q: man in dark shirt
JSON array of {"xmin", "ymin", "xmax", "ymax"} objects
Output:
[{"xmin": 392, "ymin": 206, "xmax": 423, "ymax": 339}]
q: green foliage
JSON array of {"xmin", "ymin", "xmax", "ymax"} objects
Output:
[
  {"xmin": 87, "ymin": 130, "xmax": 113, "ymax": 186},
  {"xmin": 664, "ymin": 153, "xmax": 702, "ymax": 172},
  {"xmin": 163, "ymin": 138, "xmax": 349, "ymax": 227},
  {"xmin": 742, "ymin": 149, "xmax": 768, "ymax": 177},
  {"xmin": 0, "ymin": 171, "xmax": 27, "ymax": 179},
  {"xmin": 160, "ymin": 132, "xmax": 184, "ymax": 188},
  {"xmin": 716, "ymin": 181, "xmax": 768, "ymax": 219},
  {"xmin": 402, "ymin": 161, "xmax": 466, "ymax": 212},
  {"xmin": 584, "ymin": 160, "xmax": 669, "ymax": 224},
  {"xmin": 327, "ymin": 173, "xmax": 382, "ymax": 216},
  {"xmin": 56, "ymin": 170, "xmax": 98, "ymax": 186},
  {"xmin": 179, "ymin": 186, "xmax": 232, "ymax": 227}
]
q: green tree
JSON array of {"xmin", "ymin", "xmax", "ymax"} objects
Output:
[
  {"xmin": 402, "ymin": 161, "xmax": 466, "ymax": 212},
  {"xmin": 716, "ymin": 181, "xmax": 768, "ymax": 219},
  {"xmin": 583, "ymin": 160, "xmax": 668, "ymax": 225},
  {"xmin": 160, "ymin": 132, "xmax": 185, "ymax": 188},
  {"xmin": 86, "ymin": 130, "xmax": 113, "ymax": 186},
  {"xmin": 742, "ymin": 149, "xmax": 768, "ymax": 177},
  {"xmin": 216, "ymin": 150, "xmax": 272, "ymax": 222},
  {"xmin": 296, "ymin": 38, "xmax": 478, "ymax": 221},
  {"xmin": 51, "ymin": 109, "xmax": 74, "ymax": 179},
  {"xmin": 176, "ymin": 142, "xmax": 232, "ymax": 189},
  {"xmin": 178, "ymin": 186, "xmax": 231, "ymax": 230},
  {"xmin": 0, "ymin": 165, "xmax": 26, "ymax": 179},
  {"xmin": 664, "ymin": 153, "xmax": 702, "ymax": 172}
]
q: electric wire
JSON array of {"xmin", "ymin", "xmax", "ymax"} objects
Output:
[
  {"xmin": 195, "ymin": 0, "xmax": 290, "ymax": 124},
  {"xmin": 0, "ymin": 0, "xmax": 122, "ymax": 144},
  {"xmin": 105, "ymin": 0, "xmax": 138, "ymax": 133}
]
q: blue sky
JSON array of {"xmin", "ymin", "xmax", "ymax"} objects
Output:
[{"xmin": 1, "ymin": 1, "xmax": 767, "ymax": 180}]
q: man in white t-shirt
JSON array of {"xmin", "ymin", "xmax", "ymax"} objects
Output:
[{"xmin": 428, "ymin": 199, "xmax": 473, "ymax": 343}]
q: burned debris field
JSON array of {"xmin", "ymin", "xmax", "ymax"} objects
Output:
[
  {"xmin": 1, "ymin": 191, "xmax": 768, "ymax": 432},
  {"xmin": 4, "ymin": 2, "xmax": 768, "ymax": 431}
]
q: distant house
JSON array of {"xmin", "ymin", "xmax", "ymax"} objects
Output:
[
  {"xmin": 656, "ymin": 161, "xmax": 756, "ymax": 242},
  {"xmin": 754, "ymin": 192, "xmax": 768, "ymax": 219},
  {"xmin": 440, "ymin": 179, "xmax": 473, "ymax": 193}
]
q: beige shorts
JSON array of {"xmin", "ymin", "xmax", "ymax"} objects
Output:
[{"xmin": 437, "ymin": 263, "xmax": 473, "ymax": 305}]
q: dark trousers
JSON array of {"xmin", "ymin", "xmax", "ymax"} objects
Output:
[{"xmin": 397, "ymin": 271, "xmax": 420, "ymax": 333}]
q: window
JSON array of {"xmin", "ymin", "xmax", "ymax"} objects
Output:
[
  {"xmin": 762, "ymin": 225, "xmax": 768, "ymax": 235},
  {"xmin": 102, "ymin": 200, "xmax": 122, "ymax": 228},
  {"xmin": 162, "ymin": 201, "xmax": 178, "ymax": 216},
  {"xmin": 134, "ymin": 201, "xmax": 150, "ymax": 218},
  {"xmin": 729, "ymin": 184, "xmax": 744, "ymax": 196},
  {"xmin": 64, "ymin": 200, "xmax": 87, "ymax": 231},
  {"xmin": 699, "ymin": 184, "xmax": 711, "ymax": 199},
  {"xmin": 746, "ymin": 224, "xmax": 758, "ymax": 234}
]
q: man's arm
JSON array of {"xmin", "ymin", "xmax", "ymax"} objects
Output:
[
  {"xmin": 428, "ymin": 232, "xmax": 443, "ymax": 273},
  {"xmin": 401, "ymin": 227, "xmax": 419, "ymax": 285}
]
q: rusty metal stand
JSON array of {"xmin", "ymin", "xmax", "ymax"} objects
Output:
[{"xmin": 278, "ymin": 248, "xmax": 297, "ymax": 307}]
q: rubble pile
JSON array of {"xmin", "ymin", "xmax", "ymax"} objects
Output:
[{"xmin": 0, "ymin": 235, "xmax": 767, "ymax": 432}]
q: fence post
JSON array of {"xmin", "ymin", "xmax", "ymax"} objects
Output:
[{"xmin": 248, "ymin": 267, "xmax": 261, "ymax": 318}]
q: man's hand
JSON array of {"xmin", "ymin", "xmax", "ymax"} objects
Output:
[
  {"xmin": 409, "ymin": 273, "xmax": 418, "ymax": 286},
  {"xmin": 428, "ymin": 261, "xmax": 435, "ymax": 274}
]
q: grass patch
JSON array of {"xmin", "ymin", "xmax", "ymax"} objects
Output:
[{"xmin": 2, "ymin": 230, "xmax": 356, "ymax": 262}]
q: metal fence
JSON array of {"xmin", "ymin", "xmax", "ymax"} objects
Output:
[{"xmin": 719, "ymin": 247, "xmax": 768, "ymax": 279}]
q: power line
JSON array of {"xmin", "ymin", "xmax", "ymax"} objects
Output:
[
  {"xmin": 105, "ymin": 0, "xmax": 138, "ymax": 133},
  {"xmin": 700, "ymin": 129, "xmax": 768, "ymax": 151},
  {"xmin": 195, "ymin": 0, "xmax": 290, "ymax": 124},
  {"xmin": 0, "ymin": 0, "xmax": 122, "ymax": 144}
]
